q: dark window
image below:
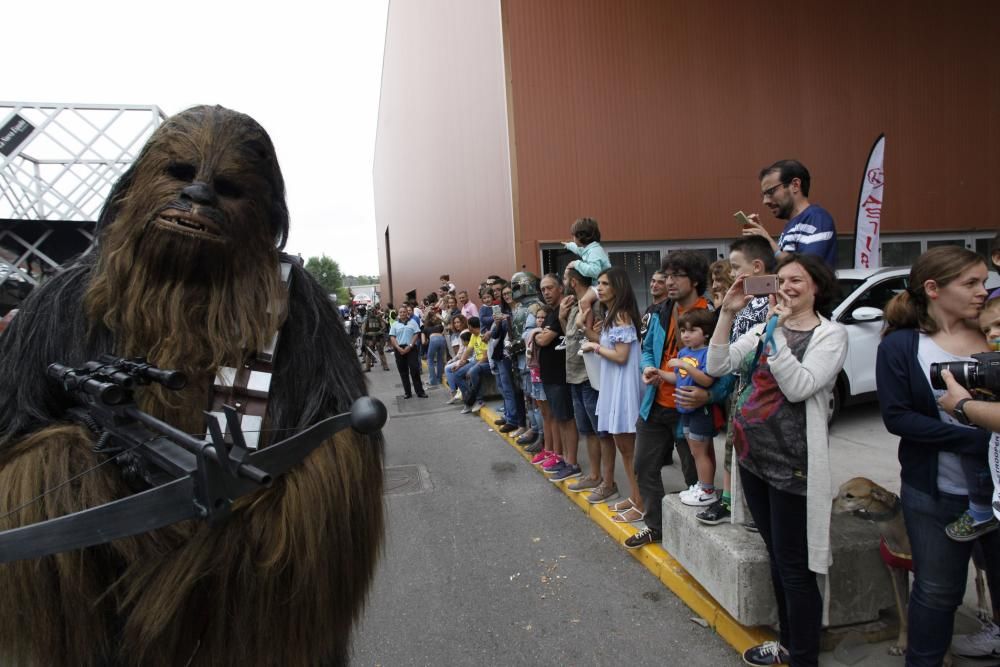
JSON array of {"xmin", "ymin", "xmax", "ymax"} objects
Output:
[
  {"xmin": 841, "ymin": 276, "xmax": 908, "ymax": 321},
  {"xmin": 609, "ymin": 250, "xmax": 661, "ymax": 313},
  {"xmin": 927, "ymin": 239, "xmax": 965, "ymax": 250},
  {"xmin": 881, "ymin": 241, "xmax": 921, "ymax": 267},
  {"xmin": 836, "ymin": 236, "xmax": 855, "ymax": 270}
]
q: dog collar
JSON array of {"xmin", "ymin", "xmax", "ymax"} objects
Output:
[{"xmin": 853, "ymin": 496, "xmax": 901, "ymax": 522}]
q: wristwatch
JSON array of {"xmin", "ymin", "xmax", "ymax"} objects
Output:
[{"xmin": 953, "ymin": 398, "xmax": 973, "ymax": 426}]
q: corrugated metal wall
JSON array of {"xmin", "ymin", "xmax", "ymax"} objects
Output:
[
  {"xmin": 374, "ymin": 0, "xmax": 515, "ymax": 306},
  {"xmin": 502, "ymin": 0, "xmax": 1000, "ymax": 272}
]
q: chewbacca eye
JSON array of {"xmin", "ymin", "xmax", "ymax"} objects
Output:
[
  {"xmin": 214, "ymin": 178, "xmax": 243, "ymax": 198},
  {"xmin": 166, "ymin": 163, "xmax": 196, "ymax": 182}
]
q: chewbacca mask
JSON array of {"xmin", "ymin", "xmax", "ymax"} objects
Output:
[{"xmin": 0, "ymin": 105, "xmax": 384, "ymax": 667}]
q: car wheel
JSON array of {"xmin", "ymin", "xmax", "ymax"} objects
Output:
[{"xmin": 829, "ymin": 376, "xmax": 846, "ymax": 423}]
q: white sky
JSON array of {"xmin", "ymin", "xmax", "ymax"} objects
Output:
[{"xmin": 5, "ymin": 0, "xmax": 389, "ymax": 276}]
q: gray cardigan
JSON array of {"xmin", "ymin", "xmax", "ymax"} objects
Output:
[{"xmin": 707, "ymin": 316, "xmax": 848, "ymax": 620}]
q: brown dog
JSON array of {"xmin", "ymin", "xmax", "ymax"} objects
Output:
[
  {"xmin": 833, "ymin": 477, "xmax": 991, "ymax": 661},
  {"xmin": 833, "ymin": 477, "xmax": 913, "ymax": 656}
]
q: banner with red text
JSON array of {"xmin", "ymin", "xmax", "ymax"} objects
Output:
[{"xmin": 853, "ymin": 134, "xmax": 885, "ymax": 269}]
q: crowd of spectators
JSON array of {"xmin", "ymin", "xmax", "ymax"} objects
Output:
[{"xmin": 371, "ymin": 160, "xmax": 1000, "ymax": 667}]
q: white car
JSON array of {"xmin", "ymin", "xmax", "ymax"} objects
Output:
[{"xmin": 832, "ymin": 266, "xmax": 1000, "ymax": 418}]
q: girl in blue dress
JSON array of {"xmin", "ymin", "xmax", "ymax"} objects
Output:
[{"xmin": 581, "ymin": 267, "xmax": 645, "ymax": 523}]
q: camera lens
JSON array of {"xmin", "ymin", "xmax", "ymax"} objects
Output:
[{"xmin": 930, "ymin": 361, "xmax": 973, "ymax": 391}]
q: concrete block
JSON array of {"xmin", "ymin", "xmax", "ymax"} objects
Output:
[{"xmin": 661, "ymin": 495, "xmax": 895, "ymax": 627}]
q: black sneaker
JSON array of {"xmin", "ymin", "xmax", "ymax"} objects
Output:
[
  {"xmin": 742, "ymin": 641, "xmax": 789, "ymax": 665},
  {"xmin": 624, "ymin": 527, "xmax": 660, "ymax": 550},
  {"xmin": 696, "ymin": 499, "xmax": 731, "ymax": 526}
]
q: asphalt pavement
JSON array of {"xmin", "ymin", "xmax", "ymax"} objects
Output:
[
  {"xmin": 350, "ymin": 366, "xmax": 743, "ymax": 666},
  {"xmin": 350, "ymin": 362, "xmax": 994, "ymax": 666}
]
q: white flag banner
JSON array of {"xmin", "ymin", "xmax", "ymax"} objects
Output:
[{"xmin": 854, "ymin": 134, "xmax": 885, "ymax": 269}]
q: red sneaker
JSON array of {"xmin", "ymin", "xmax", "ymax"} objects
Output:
[
  {"xmin": 530, "ymin": 450, "xmax": 554, "ymax": 465},
  {"xmin": 541, "ymin": 455, "xmax": 564, "ymax": 471}
]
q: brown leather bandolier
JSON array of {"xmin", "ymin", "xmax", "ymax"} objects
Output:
[{"xmin": 204, "ymin": 261, "xmax": 291, "ymax": 450}]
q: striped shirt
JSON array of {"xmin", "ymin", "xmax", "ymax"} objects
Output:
[{"xmin": 776, "ymin": 204, "xmax": 838, "ymax": 269}]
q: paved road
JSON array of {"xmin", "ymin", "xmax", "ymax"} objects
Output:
[{"xmin": 350, "ymin": 367, "xmax": 743, "ymax": 666}]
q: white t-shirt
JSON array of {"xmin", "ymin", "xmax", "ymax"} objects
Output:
[
  {"xmin": 918, "ymin": 337, "xmax": 1000, "ymax": 518},
  {"xmin": 917, "ymin": 334, "xmax": 974, "ymax": 495}
]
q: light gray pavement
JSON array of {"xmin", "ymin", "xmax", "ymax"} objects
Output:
[
  {"xmin": 352, "ymin": 360, "xmax": 993, "ymax": 665},
  {"xmin": 350, "ymin": 367, "xmax": 742, "ymax": 666}
]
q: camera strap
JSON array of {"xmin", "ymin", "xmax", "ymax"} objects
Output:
[{"xmin": 747, "ymin": 315, "xmax": 780, "ymax": 380}]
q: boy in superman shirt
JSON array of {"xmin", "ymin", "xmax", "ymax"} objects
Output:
[{"xmin": 660, "ymin": 308, "xmax": 719, "ymax": 507}]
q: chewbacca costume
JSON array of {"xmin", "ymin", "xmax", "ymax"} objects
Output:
[{"xmin": 0, "ymin": 106, "xmax": 384, "ymax": 666}]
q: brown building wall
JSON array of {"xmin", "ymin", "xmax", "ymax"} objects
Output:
[
  {"xmin": 374, "ymin": 0, "xmax": 515, "ymax": 306},
  {"xmin": 502, "ymin": 0, "xmax": 1000, "ymax": 273}
]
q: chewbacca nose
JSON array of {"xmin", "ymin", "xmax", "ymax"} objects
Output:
[{"xmin": 181, "ymin": 181, "xmax": 218, "ymax": 206}]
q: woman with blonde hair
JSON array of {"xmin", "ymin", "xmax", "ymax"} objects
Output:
[{"xmin": 709, "ymin": 258, "xmax": 734, "ymax": 309}]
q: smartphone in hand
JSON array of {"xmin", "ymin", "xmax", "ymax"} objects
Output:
[
  {"xmin": 734, "ymin": 210, "xmax": 752, "ymax": 226},
  {"xmin": 743, "ymin": 275, "xmax": 778, "ymax": 296}
]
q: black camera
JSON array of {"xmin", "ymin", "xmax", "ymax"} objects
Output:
[{"xmin": 930, "ymin": 351, "xmax": 1000, "ymax": 397}]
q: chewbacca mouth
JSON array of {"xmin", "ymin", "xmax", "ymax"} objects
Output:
[{"xmin": 154, "ymin": 209, "xmax": 223, "ymax": 241}]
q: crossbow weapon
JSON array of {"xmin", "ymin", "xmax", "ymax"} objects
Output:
[{"xmin": 0, "ymin": 356, "xmax": 387, "ymax": 563}]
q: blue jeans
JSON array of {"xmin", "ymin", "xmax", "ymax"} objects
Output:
[
  {"xmin": 426, "ymin": 335, "xmax": 447, "ymax": 386},
  {"xmin": 458, "ymin": 361, "xmax": 490, "ymax": 406},
  {"xmin": 901, "ymin": 483, "xmax": 1000, "ymax": 666},
  {"xmin": 452, "ymin": 362, "xmax": 474, "ymax": 394},
  {"xmin": 496, "ymin": 357, "xmax": 525, "ymax": 427},
  {"xmin": 569, "ymin": 381, "xmax": 608, "ymax": 437},
  {"xmin": 518, "ymin": 365, "xmax": 542, "ymax": 432}
]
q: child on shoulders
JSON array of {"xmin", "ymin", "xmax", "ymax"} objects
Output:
[{"xmin": 563, "ymin": 217, "xmax": 611, "ymax": 322}]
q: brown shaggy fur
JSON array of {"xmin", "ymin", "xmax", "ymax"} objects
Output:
[{"xmin": 0, "ymin": 106, "xmax": 383, "ymax": 666}]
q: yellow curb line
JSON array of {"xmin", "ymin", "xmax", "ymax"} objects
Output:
[{"xmin": 479, "ymin": 405, "xmax": 774, "ymax": 656}]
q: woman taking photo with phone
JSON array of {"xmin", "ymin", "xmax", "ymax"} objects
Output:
[
  {"xmin": 707, "ymin": 253, "xmax": 847, "ymax": 667},
  {"xmin": 876, "ymin": 246, "xmax": 1000, "ymax": 666},
  {"xmin": 580, "ymin": 267, "xmax": 644, "ymax": 523}
]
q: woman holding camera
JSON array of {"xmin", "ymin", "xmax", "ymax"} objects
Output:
[
  {"xmin": 877, "ymin": 245, "xmax": 1000, "ymax": 666},
  {"xmin": 707, "ymin": 253, "xmax": 847, "ymax": 667}
]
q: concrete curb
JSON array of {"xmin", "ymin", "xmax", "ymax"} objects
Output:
[{"xmin": 478, "ymin": 405, "xmax": 774, "ymax": 656}]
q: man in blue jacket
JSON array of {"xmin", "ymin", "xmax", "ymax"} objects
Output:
[{"xmin": 625, "ymin": 250, "xmax": 732, "ymax": 549}]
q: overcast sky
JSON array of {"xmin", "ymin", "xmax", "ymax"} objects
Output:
[{"xmin": 5, "ymin": 0, "xmax": 388, "ymax": 276}]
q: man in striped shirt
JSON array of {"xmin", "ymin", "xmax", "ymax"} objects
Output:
[{"xmin": 742, "ymin": 159, "xmax": 838, "ymax": 270}]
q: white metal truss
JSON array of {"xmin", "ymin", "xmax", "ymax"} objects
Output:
[{"xmin": 0, "ymin": 101, "xmax": 165, "ymax": 289}]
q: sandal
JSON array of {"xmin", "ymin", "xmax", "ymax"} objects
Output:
[
  {"xmin": 611, "ymin": 507, "xmax": 646, "ymax": 524},
  {"xmin": 607, "ymin": 497, "xmax": 635, "ymax": 513}
]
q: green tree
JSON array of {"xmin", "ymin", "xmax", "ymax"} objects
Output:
[
  {"xmin": 305, "ymin": 255, "xmax": 343, "ymax": 296},
  {"xmin": 343, "ymin": 274, "xmax": 379, "ymax": 287}
]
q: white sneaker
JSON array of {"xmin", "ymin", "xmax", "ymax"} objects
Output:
[
  {"xmin": 471, "ymin": 400, "xmax": 485, "ymax": 414},
  {"xmin": 681, "ymin": 487, "xmax": 718, "ymax": 507},
  {"xmin": 953, "ymin": 621, "xmax": 1000, "ymax": 658},
  {"xmin": 446, "ymin": 392, "xmax": 461, "ymax": 405},
  {"xmin": 678, "ymin": 484, "xmax": 700, "ymax": 503}
]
